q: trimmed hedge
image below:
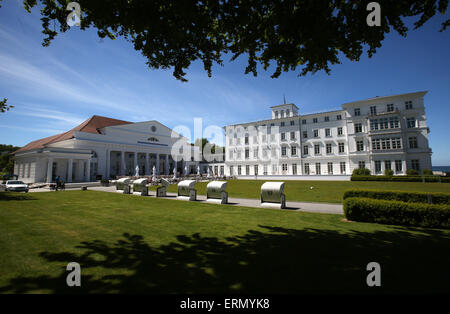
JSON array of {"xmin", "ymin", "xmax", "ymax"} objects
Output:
[
  {"xmin": 343, "ymin": 189, "xmax": 450, "ymax": 205},
  {"xmin": 344, "ymin": 197, "xmax": 450, "ymax": 229},
  {"xmin": 350, "ymin": 175, "xmax": 450, "ymax": 182}
]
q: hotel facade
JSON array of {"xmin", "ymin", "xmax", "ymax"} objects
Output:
[
  {"xmin": 13, "ymin": 91, "xmax": 432, "ymax": 182},
  {"xmin": 224, "ymin": 91, "xmax": 432, "ymax": 177}
]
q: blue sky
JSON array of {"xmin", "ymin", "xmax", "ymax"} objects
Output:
[{"xmin": 0, "ymin": 1, "xmax": 449, "ymax": 165}]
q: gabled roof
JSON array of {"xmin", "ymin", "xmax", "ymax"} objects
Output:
[{"xmin": 15, "ymin": 115, "xmax": 132, "ymax": 154}]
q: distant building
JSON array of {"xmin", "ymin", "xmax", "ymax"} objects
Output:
[
  {"xmin": 224, "ymin": 91, "xmax": 432, "ymax": 176},
  {"xmin": 13, "ymin": 116, "xmax": 199, "ymax": 183}
]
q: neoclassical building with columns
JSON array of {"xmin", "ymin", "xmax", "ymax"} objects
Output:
[{"xmin": 13, "ymin": 115, "xmax": 199, "ymax": 183}]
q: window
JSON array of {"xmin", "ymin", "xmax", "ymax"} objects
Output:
[
  {"xmin": 303, "ymin": 131, "xmax": 308, "ymax": 138},
  {"xmin": 281, "ymin": 146, "xmax": 287, "ymax": 156},
  {"xmin": 337, "ymin": 114, "xmax": 342, "ymax": 120},
  {"xmin": 337, "ymin": 127, "xmax": 343, "ymax": 135},
  {"xmin": 372, "ymin": 139, "xmax": 380, "ymax": 150},
  {"xmin": 326, "ymin": 143, "xmax": 332, "ymax": 154},
  {"xmin": 409, "ymin": 137, "xmax": 418, "ymax": 149},
  {"xmin": 315, "ymin": 163, "xmax": 321, "ymax": 175},
  {"xmin": 230, "ymin": 165, "xmax": 234, "ymax": 175},
  {"xmin": 281, "ymin": 110, "xmax": 285, "ymax": 118},
  {"xmin": 282, "ymin": 164, "xmax": 288, "ymax": 172},
  {"xmin": 358, "ymin": 161, "xmax": 366, "ymax": 169},
  {"xmin": 355, "ymin": 123, "xmax": 362, "ymax": 133},
  {"xmin": 325, "ymin": 116, "xmax": 330, "ymax": 122},
  {"xmin": 385, "ymin": 160, "xmax": 391, "ymax": 170},
  {"xmin": 246, "ymin": 165, "xmax": 250, "ymax": 175},
  {"xmin": 405, "ymin": 101, "xmax": 413, "ymax": 110},
  {"xmin": 389, "ymin": 117, "xmax": 399, "ymax": 128},
  {"xmin": 245, "ymin": 136, "xmax": 249, "ymax": 144},
  {"xmin": 328, "ymin": 162, "xmax": 333, "ymax": 174},
  {"xmin": 281, "ymin": 121, "xmax": 285, "ymax": 127},
  {"xmin": 314, "ymin": 129, "xmax": 319, "ymax": 137},
  {"xmin": 286, "ymin": 109, "xmax": 290, "ymax": 116},
  {"xmin": 290, "ymin": 120, "xmax": 295, "ymax": 126},
  {"xmin": 370, "ymin": 119, "xmax": 378, "ymax": 131},
  {"xmin": 370, "ymin": 106, "xmax": 377, "ymax": 115},
  {"xmin": 407, "ymin": 117, "xmax": 416, "ymax": 128},
  {"xmin": 262, "ymin": 134, "xmax": 267, "ymax": 142},
  {"xmin": 325, "ymin": 128, "xmax": 331, "ymax": 137},
  {"xmin": 263, "ymin": 165, "xmax": 268, "ymax": 175},
  {"xmin": 313, "ymin": 118, "xmax": 318, "ymax": 123},
  {"xmin": 290, "ymin": 131, "xmax": 295, "ymax": 140},
  {"xmin": 379, "ymin": 118, "xmax": 389, "ymax": 130},
  {"xmin": 253, "ymin": 147, "xmax": 259, "ymax": 158},
  {"xmin": 254, "ymin": 165, "xmax": 258, "ymax": 175},
  {"xmin": 303, "ymin": 145, "xmax": 309, "ymax": 155},
  {"xmin": 245, "ymin": 149, "xmax": 249, "ymax": 159},
  {"xmin": 392, "ymin": 138, "xmax": 402, "ymax": 149},
  {"xmin": 387, "ymin": 104, "xmax": 394, "ymax": 112},
  {"xmin": 236, "ymin": 138, "xmax": 241, "ymax": 145},
  {"xmin": 237, "ymin": 151, "xmax": 241, "ymax": 159},
  {"xmin": 354, "ymin": 108, "xmax": 361, "ymax": 116},
  {"xmin": 272, "ymin": 164, "xmax": 278, "ymax": 174},
  {"xmin": 375, "ymin": 161, "xmax": 382, "ymax": 174},
  {"xmin": 356, "ymin": 140, "xmax": 364, "ymax": 151},
  {"xmin": 411, "ymin": 159, "xmax": 420, "ymax": 171},
  {"xmin": 291, "ymin": 146, "xmax": 297, "ymax": 156},
  {"xmin": 340, "ymin": 162, "xmax": 346, "ymax": 174},
  {"xmin": 338, "ymin": 142, "xmax": 345, "ymax": 153},
  {"xmin": 292, "ymin": 163, "xmax": 297, "ymax": 175},
  {"xmin": 395, "ymin": 160, "xmax": 402, "ymax": 172},
  {"xmin": 314, "ymin": 144, "xmax": 320, "ymax": 155},
  {"xmin": 275, "ymin": 111, "xmax": 279, "ymax": 118},
  {"xmin": 304, "ymin": 163, "xmax": 310, "ymax": 175},
  {"xmin": 270, "ymin": 134, "xmax": 275, "ymax": 142},
  {"xmin": 302, "ymin": 119, "xmax": 306, "ymax": 124},
  {"xmin": 281, "ymin": 133, "xmax": 286, "ymax": 141},
  {"xmin": 238, "ymin": 165, "xmax": 242, "ymax": 175}
]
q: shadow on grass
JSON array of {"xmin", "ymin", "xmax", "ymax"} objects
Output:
[
  {"xmin": 1, "ymin": 226, "xmax": 449, "ymax": 294},
  {"xmin": 0, "ymin": 192, "xmax": 37, "ymax": 201}
]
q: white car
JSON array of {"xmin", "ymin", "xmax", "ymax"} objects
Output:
[{"xmin": 5, "ymin": 180, "xmax": 29, "ymax": 193}]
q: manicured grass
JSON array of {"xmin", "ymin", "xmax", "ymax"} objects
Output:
[
  {"xmin": 0, "ymin": 190, "xmax": 449, "ymax": 294},
  {"xmin": 166, "ymin": 180, "xmax": 450, "ymax": 204}
]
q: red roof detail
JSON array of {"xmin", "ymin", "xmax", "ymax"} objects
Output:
[{"xmin": 15, "ymin": 115, "xmax": 132, "ymax": 154}]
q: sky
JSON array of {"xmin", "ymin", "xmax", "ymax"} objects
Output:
[{"xmin": 0, "ymin": 1, "xmax": 449, "ymax": 165}]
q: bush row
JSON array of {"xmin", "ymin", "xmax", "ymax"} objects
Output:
[
  {"xmin": 344, "ymin": 197, "xmax": 450, "ymax": 229},
  {"xmin": 343, "ymin": 189, "xmax": 450, "ymax": 205},
  {"xmin": 350, "ymin": 175, "xmax": 450, "ymax": 182}
]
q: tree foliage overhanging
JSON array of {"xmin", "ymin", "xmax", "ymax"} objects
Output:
[{"xmin": 4, "ymin": 0, "xmax": 449, "ymax": 81}]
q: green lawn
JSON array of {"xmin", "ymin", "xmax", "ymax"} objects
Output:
[
  {"xmin": 0, "ymin": 190, "xmax": 449, "ymax": 294},
  {"xmin": 166, "ymin": 180, "xmax": 450, "ymax": 203}
]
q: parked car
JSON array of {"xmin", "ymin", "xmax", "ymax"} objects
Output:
[{"xmin": 5, "ymin": 180, "xmax": 29, "ymax": 193}]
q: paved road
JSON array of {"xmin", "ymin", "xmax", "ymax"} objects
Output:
[{"xmin": 30, "ymin": 185, "xmax": 343, "ymax": 215}]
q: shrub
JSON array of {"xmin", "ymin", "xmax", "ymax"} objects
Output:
[
  {"xmin": 350, "ymin": 176, "xmax": 450, "ymax": 183},
  {"xmin": 343, "ymin": 189, "xmax": 450, "ymax": 205},
  {"xmin": 406, "ymin": 169, "xmax": 419, "ymax": 176},
  {"xmin": 384, "ymin": 169, "xmax": 394, "ymax": 176},
  {"xmin": 422, "ymin": 169, "xmax": 433, "ymax": 176},
  {"xmin": 344, "ymin": 197, "xmax": 450, "ymax": 229},
  {"xmin": 352, "ymin": 168, "xmax": 371, "ymax": 176}
]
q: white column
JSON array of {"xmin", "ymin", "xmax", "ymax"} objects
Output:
[
  {"xmin": 67, "ymin": 159, "xmax": 73, "ymax": 183},
  {"xmin": 133, "ymin": 152, "xmax": 138, "ymax": 171},
  {"xmin": 165, "ymin": 155, "xmax": 169, "ymax": 175},
  {"xmin": 46, "ymin": 157, "xmax": 53, "ymax": 183},
  {"xmin": 156, "ymin": 154, "xmax": 160, "ymax": 175},
  {"xmin": 402, "ymin": 160, "xmax": 407, "ymax": 174},
  {"xmin": 86, "ymin": 159, "xmax": 91, "ymax": 182},
  {"xmin": 145, "ymin": 153, "xmax": 150, "ymax": 175},
  {"xmin": 174, "ymin": 160, "xmax": 178, "ymax": 175},
  {"xmin": 121, "ymin": 151, "xmax": 126, "ymax": 176},
  {"xmin": 105, "ymin": 150, "xmax": 110, "ymax": 179}
]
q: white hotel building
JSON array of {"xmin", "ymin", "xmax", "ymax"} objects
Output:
[{"xmin": 224, "ymin": 91, "xmax": 432, "ymax": 177}]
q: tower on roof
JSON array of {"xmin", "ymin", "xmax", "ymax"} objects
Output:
[{"xmin": 270, "ymin": 103, "xmax": 299, "ymax": 119}]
